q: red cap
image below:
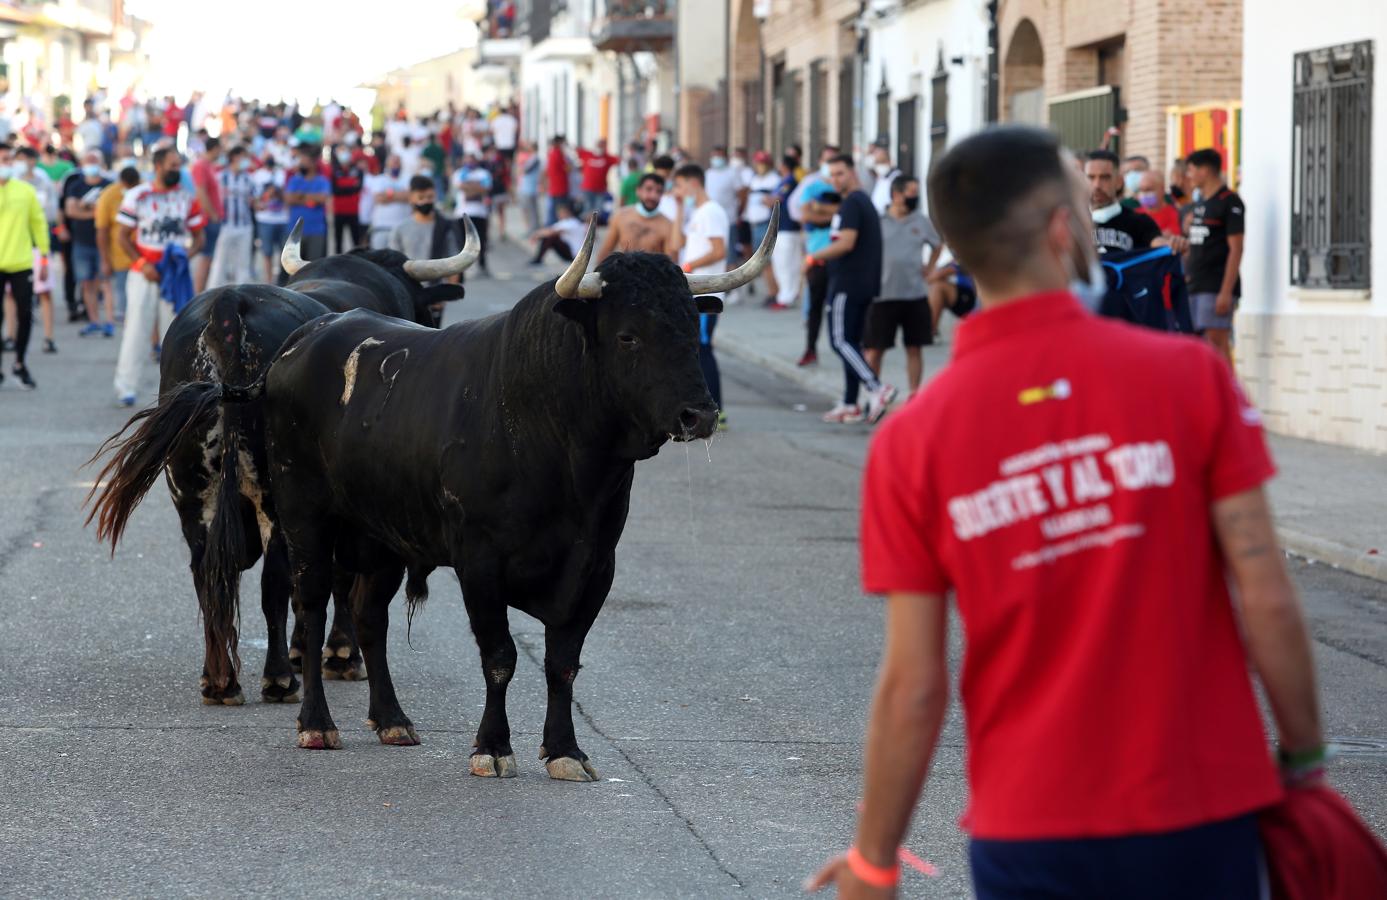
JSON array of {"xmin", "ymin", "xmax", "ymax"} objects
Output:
[{"xmin": 753, "ymin": 150, "xmax": 772, "ymax": 163}]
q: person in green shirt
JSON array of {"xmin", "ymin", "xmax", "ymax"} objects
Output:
[
  {"xmin": 0, "ymin": 143, "xmax": 51, "ymax": 389},
  {"xmin": 36, "ymin": 144, "xmax": 73, "ymax": 184},
  {"xmin": 422, "ymin": 129, "xmax": 447, "ymax": 192},
  {"xmin": 617, "ymin": 146, "xmax": 644, "ymax": 208}
]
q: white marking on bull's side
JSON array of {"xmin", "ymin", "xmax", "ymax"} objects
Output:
[
  {"xmin": 238, "ymin": 447, "xmax": 274, "ymax": 549},
  {"xmin": 341, "ymin": 338, "xmax": 384, "ymax": 406},
  {"xmin": 191, "ymin": 418, "xmax": 225, "ymax": 527}
]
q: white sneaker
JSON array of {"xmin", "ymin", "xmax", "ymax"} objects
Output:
[
  {"xmin": 821, "ymin": 403, "xmax": 863, "ymax": 424},
  {"xmin": 865, "ymin": 384, "xmax": 899, "ymax": 424}
]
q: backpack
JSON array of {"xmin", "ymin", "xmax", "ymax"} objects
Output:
[{"xmin": 1099, "ymin": 246, "xmax": 1194, "ymax": 333}]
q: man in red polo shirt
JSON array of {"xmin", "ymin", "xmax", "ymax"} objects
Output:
[
  {"xmin": 576, "ymin": 137, "xmax": 619, "ymax": 220},
  {"xmin": 809, "ymin": 127, "xmax": 1324, "ymax": 899},
  {"xmin": 543, "ymin": 134, "xmax": 572, "ymax": 226}
]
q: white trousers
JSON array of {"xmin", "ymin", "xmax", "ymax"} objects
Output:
[
  {"xmin": 207, "ymin": 225, "xmax": 255, "ymax": 289},
  {"xmin": 113, "ymin": 271, "xmax": 175, "ymax": 400},
  {"xmin": 771, "ymin": 229, "xmax": 805, "ymax": 306}
]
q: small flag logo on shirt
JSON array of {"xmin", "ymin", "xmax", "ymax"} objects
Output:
[{"xmin": 1018, "ymin": 378, "xmax": 1072, "ymax": 406}]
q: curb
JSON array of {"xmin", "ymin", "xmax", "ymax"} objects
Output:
[
  {"xmin": 1277, "ymin": 528, "xmax": 1387, "ymax": 584},
  {"xmin": 720, "ymin": 332, "xmax": 1387, "ymax": 586}
]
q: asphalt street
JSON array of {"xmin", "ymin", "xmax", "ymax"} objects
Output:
[{"xmin": 1, "ymin": 240, "xmax": 1385, "ymax": 898}]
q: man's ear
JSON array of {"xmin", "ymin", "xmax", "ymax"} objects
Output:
[{"xmin": 694, "ymin": 295, "xmax": 723, "ymax": 314}]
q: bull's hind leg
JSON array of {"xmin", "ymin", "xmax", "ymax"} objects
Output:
[
  {"xmin": 259, "ymin": 533, "xmax": 299, "ymax": 703},
  {"xmin": 286, "ymin": 525, "xmax": 340, "ymax": 749},
  {"xmin": 322, "ymin": 569, "xmax": 365, "ymax": 681},
  {"xmin": 459, "ymin": 553, "xmax": 518, "ymax": 779},
  {"xmin": 539, "ymin": 559, "xmax": 612, "ymax": 783},
  {"xmin": 352, "ymin": 566, "xmax": 418, "ymax": 746}
]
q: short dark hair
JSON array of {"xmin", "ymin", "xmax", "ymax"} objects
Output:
[
  {"xmin": 119, "ymin": 165, "xmax": 142, "ymax": 188},
  {"xmin": 1085, "ymin": 149, "xmax": 1120, "ymax": 168},
  {"xmin": 826, "ymin": 153, "xmax": 854, "ymax": 169},
  {"xmin": 673, "ymin": 163, "xmax": 705, "ymax": 185},
  {"xmin": 712, "ymin": 145, "xmax": 727, "ymax": 155},
  {"xmin": 205, "ymin": 136, "xmax": 221, "ymax": 152},
  {"xmin": 408, "ymin": 174, "xmax": 435, "ymax": 192},
  {"xmin": 652, "ymin": 155, "xmax": 675, "ymax": 172},
  {"xmin": 890, "ymin": 174, "xmax": 918, "ymax": 197},
  {"xmin": 150, "ymin": 146, "xmax": 176, "ymax": 168},
  {"xmin": 1186, "ymin": 148, "xmax": 1223, "ymax": 173},
  {"xmin": 637, "ymin": 172, "xmax": 665, "ymax": 190},
  {"xmin": 1122, "ymin": 154, "xmax": 1149, "ymax": 167},
  {"xmin": 928, "ymin": 126, "xmax": 1072, "ymax": 280},
  {"xmin": 820, "ymin": 144, "xmax": 841, "ymax": 158},
  {"xmin": 17, "ymin": 145, "xmax": 39, "ymax": 160},
  {"xmin": 781, "ymin": 153, "xmax": 797, "ymax": 170},
  {"xmin": 227, "ymin": 145, "xmax": 246, "ymax": 160}
]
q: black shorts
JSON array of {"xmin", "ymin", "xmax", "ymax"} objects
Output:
[{"xmin": 864, "ymin": 299, "xmax": 932, "ymax": 349}]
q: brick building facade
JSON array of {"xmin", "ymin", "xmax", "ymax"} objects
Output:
[
  {"xmin": 751, "ymin": 0, "xmax": 860, "ymax": 160},
  {"xmin": 999, "ymin": 0, "xmax": 1243, "ymax": 163}
]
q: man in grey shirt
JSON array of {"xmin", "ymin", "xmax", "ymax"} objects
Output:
[
  {"xmin": 862, "ymin": 175, "xmax": 942, "ymax": 396},
  {"xmin": 389, "ymin": 174, "xmax": 460, "ymax": 324}
]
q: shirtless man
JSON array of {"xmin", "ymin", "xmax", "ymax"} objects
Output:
[{"xmin": 596, "ymin": 172, "xmax": 675, "ymax": 261}]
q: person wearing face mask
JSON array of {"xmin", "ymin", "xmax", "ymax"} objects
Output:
[
  {"xmin": 1133, "ymin": 169, "xmax": 1182, "ymax": 238},
  {"xmin": 112, "ymin": 146, "xmax": 205, "ymax": 406},
  {"xmin": 1119, "ymin": 155, "xmax": 1149, "ymax": 209},
  {"xmin": 702, "ymin": 145, "xmax": 746, "ymax": 296},
  {"xmin": 0, "ymin": 143, "xmax": 51, "ymax": 389},
  {"xmin": 62, "ymin": 149, "xmax": 113, "ymax": 338},
  {"xmin": 207, "ymin": 146, "xmax": 256, "ymax": 288},
  {"xmin": 283, "ymin": 145, "xmax": 332, "ymax": 262},
  {"xmin": 450, "ymin": 152, "xmax": 492, "ymax": 276},
  {"xmin": 361, "ymin": 152, "xmax": 412, "ymax": 251},
  {"xmin": 862, "ymin": 175, "xmax": 942, "ymax": 397},
  {"xmin": 251, "ymin": 153, "xmax": 290, "ymax": 282},
  {"xmin": 743, "ymin": 150, "xmax": 782, "ymax": 303},
  {"xmin": 388, "ymin": 175, "xmax": 461, "ymax": 320},
  {"xmin": 867, "ymin": 142, "xmax": 901, "ymax": 215},
  {"xmin": 1085, "ymin": 149, "xmax": 1160, "ymax": 255},
  {"xmin": 330, "ymin": 143, "xmax": 366, "ymax": 252},
  {"xmin": 810, "ymin": 125, "xmax": 1323, "ymax": 900},
  {"xmin": 768, "ymin": 154, "xmax": 804, "ymax": 310},
  {"xmin": 189, "ymin": 136, "xmax": 224, "ymax": 292},
  {"xmin": 595, "ymin": 172, "xmax": 674, "ymax": 263}
]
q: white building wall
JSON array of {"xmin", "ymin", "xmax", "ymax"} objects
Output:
[
  {"xmin": 864, "ymin": 0, "xmax": 989, "ymax": 175},
  {"xmin": 1237, "ymin": 0, "xmax": 1387, "ymax": 452}
]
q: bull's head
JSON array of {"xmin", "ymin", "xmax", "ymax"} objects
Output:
[
  {"xmin": 280, "ymin": 217, "xmax": 482, "ymax": 326},
  {"xmin": 551, "ymin": 206, "xmax": 779, "ymax": 459}
]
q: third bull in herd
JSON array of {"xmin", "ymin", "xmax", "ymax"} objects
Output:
[{"xmin": 88, "ymin": 207, "xmax": 779, "ymax": 781}]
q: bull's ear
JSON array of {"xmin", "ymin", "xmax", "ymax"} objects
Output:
[
  {"xmin": 694, "ymin": 295, "xmax": 724, "ymax": 314},
  {"xmin": 422, "ymin": 284, "xmax": 467, "ymax": 304},
  {"xmin": 552, "ymin": 298, "xmax": 593, "ymax": 323}
]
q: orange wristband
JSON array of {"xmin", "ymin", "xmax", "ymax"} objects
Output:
[
  {"xmin": 846, "ymin": 846, "xmax": 900, "ymax": 888},
  {"xmin": 805, "ymin": 254, "xmax": 820, "ymax": 267},
  {"xmin": 681, "ymin": 262, "xmax": 693, "ymax": 273}
]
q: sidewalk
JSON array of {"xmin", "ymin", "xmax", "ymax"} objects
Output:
[{"xmin": 715, "ymin": 298, "xmax": 1387, "ymax": 583}]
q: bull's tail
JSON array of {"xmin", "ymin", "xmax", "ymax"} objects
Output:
[{"xmin": 195, "ymin": 290, "xmax": 270, "ymax": 691}]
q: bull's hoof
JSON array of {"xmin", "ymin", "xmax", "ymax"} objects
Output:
[
  {"xmin": 377, "ymin": 724, "xmax": 420, "ymax": 746},
  {"xmin": 545, "ymin": 756, "xmax": 599, "ymax": 782},
  {"xmin": 321, "ymin": 651, "xmax": 366, "ymax": 681},
  {"xmin": 296, "ymin": 728, "xmax": 342, "ymax": 750},
  {"xmin": 199, "ymin": 675, "xmax": 245, "ymax": 706},
  {"xmin": 471, "ymin": 753, "xmax": 518, "ymax": 778},
  {"xmin": 260, "ymin": 674, "xmax": 301, "ymax": 704}
]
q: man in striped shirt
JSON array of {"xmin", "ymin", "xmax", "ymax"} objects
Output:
[{"xmin": 208, "ymin": 145, "xmax": 255, "ymax": 289}]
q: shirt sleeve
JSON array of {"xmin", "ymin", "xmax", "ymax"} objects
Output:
[
  {"xmin": 839, "ymin": 193, "xmax": 865, "ymax": 232},
  {"xmin": 186, "ymin": 197, "xmax": 206, "ymax": 230},
  {"xmin": 115, "ymin": 186, "xmax": 139, "ymax": 228},
  {"xmin": 860, "ymin": 415, "xmax": 949, "ymax": 595},
  {"xmin": 30, "ymin": 189, "xmax": 49, "ymax": 256},
  {"xmin": 1226, "ymin": 193, "xmax": 1245, "ymax": 237},
  {"xmin": 1203, "ymin": 347, "xmax": 1276, "ymax": 501}
]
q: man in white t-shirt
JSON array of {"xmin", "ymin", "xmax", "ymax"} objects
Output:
[
  {"xmin": 450, "ymin": 153, "xmax": 493, "ymax": 274},
  {"xmin": 867, "ymin": 142, "xmax": 901, "ymax": 215},
  {"xmin": 528, "ymin": 199, "xmax": 588, "ymax": 264},
  {"xmin": 490, "ymin": 107, "xmax": 518, "ymax": 160},
  {"xmin": 360, "ymin": 154, "xmax": 412, "ymax": 250},
  {"xmin": 744, "ymin": 149, "xmax": 782, "ymax": 303},
  {"xmin": 669, "ymin": 163, "xmax": 729, "ymax": 429}
]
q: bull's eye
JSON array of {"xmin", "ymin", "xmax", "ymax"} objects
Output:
[{"xmin": 617, "ymin": 333, "xmax": 640, "ymax": 350}]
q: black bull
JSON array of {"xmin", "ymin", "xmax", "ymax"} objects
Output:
[
  {"xmin": 93, "ymin": 210, "xmax": 777, "ymax": 781},
  {"xmin": 86, "ymin": 223, "xmax": 479, "ymax": 705}
]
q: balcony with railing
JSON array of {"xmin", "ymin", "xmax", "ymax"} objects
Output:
[{"xmin": 592, "ymin": 0, "xmax": 674, "ymax": 54}]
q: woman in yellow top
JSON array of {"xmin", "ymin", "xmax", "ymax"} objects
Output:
[{"xmin": 0, "ymin": 143, "xmax": 51, "ymax": 390}]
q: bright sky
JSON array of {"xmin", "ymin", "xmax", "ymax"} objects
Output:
[{"xmin": 126, "ymin": 0, "xmax": 480, "ymax": 111}]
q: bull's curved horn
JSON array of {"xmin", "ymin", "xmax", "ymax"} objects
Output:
[
  {"xmin": 553, "ymin": 215, "xmax": 605, "ymax": 299},
  {"xmin": 402, "ymin": 215, "xmax": 482, "ymax": 281},
  {"xmin": 280, "ymin": 219, "xmax": 307, "ymax": 276},
  {"xmin": 685, "ymin": 203, "xmax": 779, "ymax": 296}
]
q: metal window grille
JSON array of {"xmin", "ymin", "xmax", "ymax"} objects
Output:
[
  {"xmin": 929, "ymin": 63, "xmax": 948, "ymax": 169},
  {"xmin": 838, "ymin": 57, "xmax": 855, "ymax": 153},
  {"xmin": 1291, "ymin": 40, "xmax": 1373, "ymax": 290},
  {"xmin": 876, "ymin": 77, "xmax": 891, "ymax": 147},
  {"xmin": 809, "ymin": 59, "xmax": 827, "ymax": 160}
]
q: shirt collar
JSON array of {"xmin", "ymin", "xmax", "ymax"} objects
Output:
[{"xmin": 953, "ymin": 291, "xmax": 1088, "ymax": 360}]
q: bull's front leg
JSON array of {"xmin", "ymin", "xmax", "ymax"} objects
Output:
[
  {"xmin": 458, "ymin": 550, "xmax": 519, "ymax": 779},
  {"xmin": 539, "ymin": 556, "xmax": 612, "ymax": 783}
]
